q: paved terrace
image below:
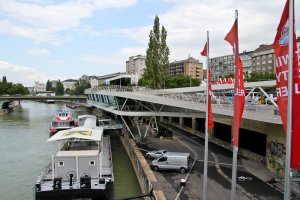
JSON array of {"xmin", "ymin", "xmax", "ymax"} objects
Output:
[{"xmin": 85, "ymin": 80, "xmax": 282, "ymax": 124}]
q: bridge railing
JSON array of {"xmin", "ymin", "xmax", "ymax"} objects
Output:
[{"xmin": 87, "ymin": 85, "xmax": 280, "ymax": 120}]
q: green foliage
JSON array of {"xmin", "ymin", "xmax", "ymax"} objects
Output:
[
  {"xmin": 245, "ymin": 72, "xmax": 276, "ymax": 82},
  {"xmin": 46, "ymin": 80, "xmax": 52, "ymax": 91},
  {"xmin": 0, "ymin": 76, "xmax": 29, "ymax": 95},
  {"xmin": 164, "ymin": 75, "xmax": 200, "ymax": 88},
  {"xmin": 225, "ymin": 73, "xmax": 234, "ymax": 78},
  {"xmin": 143, "ymin": 15, "xmax": 170, "ymax": 89},
  {"xmin": 69, "ymin": 79, "xmax": 91, "ymax": 95},
  {"xmin": 2, "ymin": 76, "xmax": 7, "ymax": 84},
  {"xmin": 55, "ymin": 80, "xmax": 64, "ymax": 95}
]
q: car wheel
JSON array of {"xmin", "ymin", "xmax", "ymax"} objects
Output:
[
  {"xmin": 180, "ymin": 168, "xmax": 186, "ymax": 174},
  {"xmin": 146, "ymin": 154, "xmax": 151, "ymax": 159},
  {"xmin": 153, "ymin": 166, "xmax": 159, "ymax": 171}
]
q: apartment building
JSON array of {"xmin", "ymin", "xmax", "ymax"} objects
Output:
[
  {"xmin": 209, "ymin": 55, "xmax": 234, "ymax": 82},
  {"xmin": 169, "ymin": 57, "xmax": 203, "ymax": 81},
  {"xmin": 251, "ymin": 44, "xmax": 276, "ymax": 74},
  {"xmin": 240, "ymin": 51, "xmax": 254, "ymax": 75},
  {"xmin": 297, "ymin": 37, "xmax": 300, "ymax": 67},
  {"xmin": 126, "ymin": 55, "xmax": 146, "ymax": 76}
]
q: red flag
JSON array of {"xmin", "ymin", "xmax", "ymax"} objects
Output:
[
  {"xmin": 200, "ymin": 41, "xmax": 214, "ymax": 129},
  {"xmin": 273, "ymin": 0, "xmax": 300, "ymax": 168},
  {"xmin": 207, "ymin": 69, "xmax": 214, "ymax": 129},
  {"xmin": 201, "ymin": 42, "xmax": 207, "ymax": 56},
  {"xmin": 225, "ymin": 18, "xmax": 245, "ymax": 147}
]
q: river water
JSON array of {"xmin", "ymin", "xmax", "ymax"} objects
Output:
[{"xmin": 0, "ymin": 101, "xmax": 141, "ymax": 200}]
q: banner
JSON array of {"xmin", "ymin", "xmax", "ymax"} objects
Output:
[
  {"xmin": 225, "ymin": 19, "xmax": 245, "ymax": 147},
  {"xmin": 273, "ymin": 0, "xmax": 300, "ymax": 168},
  {"xmin": 201, "ymin": 42, "xmax": 214, "ymax": 129}
]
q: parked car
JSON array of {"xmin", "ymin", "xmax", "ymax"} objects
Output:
[
  {"xmin": 151, "ymin": 152, "xmax": 192, "ymax": 173},
  {"xmin": 146, "ymin": 149, "xmax": 168, "ymax": 159}
]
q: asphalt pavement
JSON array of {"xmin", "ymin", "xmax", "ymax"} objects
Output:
[{"xmin": 136, "ymin": 122, "xmax": 287, "ymax": 200}]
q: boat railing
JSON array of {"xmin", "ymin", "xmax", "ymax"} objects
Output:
[{"xmin": 38, "ymin": 163, "xmax": 52, "ymax": 182}]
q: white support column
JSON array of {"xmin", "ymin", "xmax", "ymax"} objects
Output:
[{"xmin": 120, "ymin": 115, "xmax": 135, "ymax": 140}]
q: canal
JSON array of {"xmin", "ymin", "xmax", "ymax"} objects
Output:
[{"xmin": 0, "ymin": 101, "xmax": 141, "ymax": 200}]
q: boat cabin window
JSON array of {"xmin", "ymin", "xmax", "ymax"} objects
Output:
[
  {"xmin": 89, "ymin": 160, "xmax": 95, "ymax": 166},
  {"xmin": 58, "ymin": 161, "xmax": 64, "ymax": 167}
]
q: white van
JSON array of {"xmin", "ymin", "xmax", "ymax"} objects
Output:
[{"xmin": 151, "ymin": 152, "xmax": 192, "ymax": 173}]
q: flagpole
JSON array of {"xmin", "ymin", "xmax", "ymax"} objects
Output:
[
  {"xmin": 230, "ymin": 10, "xmax": 238, "ymax": 200},
  {"xmin": 203, "ymin": 30, "xmax": 209, "ymax": 200},
  {"xmin": 284, "ymin": 0, "xmax": 293, "ymax": 199}
]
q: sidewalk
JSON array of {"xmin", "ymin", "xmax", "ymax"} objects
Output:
[{"xmin": 242, "ymin": 157, "xmax": 300, "ymax": 199}]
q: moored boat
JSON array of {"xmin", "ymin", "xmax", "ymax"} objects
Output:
[
  {"xmin": 35, "ymin": 115, "xmax": 114, "ymax": 200},
  {"xmin": 49, "ymin": 110, "xmax": 76, "ymax": 133}
]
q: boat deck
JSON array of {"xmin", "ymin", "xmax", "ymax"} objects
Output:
[{"xmin": 37, "ymin": 136, "xmax": 113, "ymax": 192}]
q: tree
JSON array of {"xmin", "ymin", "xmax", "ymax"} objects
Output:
[
  {"xmin": 143, "ymin": 15, "xmax": 170, "ymax": 89},
  {"xmin": 164, "ymin": 75, "xmax": 200, "ymax": 88},
  {"xmin": 2, "ymin": 76, "xmax": 7, "ymax": 84},
  {"xmin": 70, "ymin": 79, "xmax": 91, "ymax": 95},
  {"xmin": 0, "ymin": 78, "xmax": 29, "ymax": 95},
  {"xmin": 245, "ymin": 72, "xmax": 276, "ymax": 82},
  {"xmin": 46, "ymin": 80, "xmax": 52, "ymax": 91},
  {"xmin": 55, "ymin": 80, "xmax": 64, "ymax": 95}
]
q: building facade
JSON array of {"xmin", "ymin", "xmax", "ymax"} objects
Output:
[
  {"xmin": 251, "ymin": 44, "xmax": 276, "ymax": 74},
  {"xmin": 62, "ymin": 79, "xmax": 77, "ymax": 91},
  {"xmin": 33, "ymin": 81, "xmax": 46, "ymax": 93},
  {"xmin": 297, "ymin": 37, "xmax": 300, "ymax": 67},
  {"xmin": 209, "ymin": 55, "xmax": 234, "ymax": 82},
  {"xmin": 240, "ymin": 51, "xmax": 254, "ymax": 75},
  {"xmin": 169, "ymin": 57, "xmax": 203, "ymax": 81},
  {"xmin": 126, "ymin": 55, "xmax": 146, "ymax": 76}
]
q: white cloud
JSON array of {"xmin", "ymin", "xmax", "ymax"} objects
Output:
[
  {"xmin": 26, "ymin": 48, "xmax": 50, "ymax": 56},
  {"xmin": 80, "ymin": 46, "xmax": 146, "ymax": 71},
  {"xmin": 0, "ymin": 0, "xmax": 137, "ymax": 43},
  {"xmin": 0, "ymin": 60, "xmax": 50, "ymax": 86},
  {"xmin": 155, "ymin": 0, "xmax": 298, "ymax": 63}
]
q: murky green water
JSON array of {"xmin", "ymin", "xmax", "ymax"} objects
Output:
[
  {"xmin": 111, "ymin": 136, "xmax": 142, "ymax": 200},
  {"xmin": 0, "ymin": 101, "xmax": 141, "ymax": 200}
]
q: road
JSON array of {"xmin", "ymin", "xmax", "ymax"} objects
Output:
[{"xmin": 138, "ymin": 123, "xmax": 283, "ymax": 200}]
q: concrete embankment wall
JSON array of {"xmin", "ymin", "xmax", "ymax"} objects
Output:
[{"xmin": 119, "ymin": 131, "xmax": 166, "ymax": 200}]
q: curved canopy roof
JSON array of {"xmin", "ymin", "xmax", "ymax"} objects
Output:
[{"xmin": 47, "ymin": 127, "xmax": 103, "ymax": 142}]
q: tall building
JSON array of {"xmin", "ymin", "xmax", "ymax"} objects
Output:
[
  {"xmin": 240, "ymin": 51, "xmax": 254, "ymax": 75},
  {"xmin": 209, "ymin": 54, "xmax": 234, "ymax": 82},
  {"xmin": 169, "ymin": 57, "xmax": 203, "ymax": 81},
  {"xmin": 126, "ymin": 55, "xmax": 146, "ymax": 76},
  {"xmin": 251, "ymin": 44, "xmax": 276, "ymax": 74},
  {"xmin": 297, "ymin": 37, "xmax": 300, "ymax": 67},
  {"xmin": 33, "ymin": 81, "xmax": 46, "ymax": 93},
  {"xmin": 62, "ymin": 79, "xmax": 77, "ymax": 91}
]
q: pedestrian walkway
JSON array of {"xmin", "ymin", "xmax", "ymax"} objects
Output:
[{"xmin": 242, "ymin": 157, "xmax": 300, "ymax": 199}]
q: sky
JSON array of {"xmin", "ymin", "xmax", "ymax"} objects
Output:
[{"xmin": 0, "ymin": 0, "xmax": 299, "ymax": 87}]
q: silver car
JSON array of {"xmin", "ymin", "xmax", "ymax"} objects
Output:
[{"xmin": 146, "ymin": 149, "xmax": 168, "ymax": 159}]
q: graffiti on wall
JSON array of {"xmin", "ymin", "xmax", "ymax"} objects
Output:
[
  {"xmin": 266, "ymin": 141, "xmax": 285, "ymax": 178},
  {"xmin": 267, "ymin": 141, "xmax": 284, "ymax": 157}
]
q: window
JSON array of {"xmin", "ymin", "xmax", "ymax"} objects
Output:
[
  {"xmin": 89, "ymin": 160, "xmax": 96, "ymax": 166},
  {"xmin": 262, "ymin": 61, "xmax": 266, "ymax": 64},
  {"xmin": 268, "ymin": 60, "xmax": 272, "ymax": 64},
  {"xmin": 58, "ymin": 161, "xmax": 64, "ymax": 167},
  {"xmin": 268, "ymin": 66, "xmax": 273, "ymax": 70},
  {"xmin": 257, "ymin": 62, "xmax": 260, "ymax": 65}
]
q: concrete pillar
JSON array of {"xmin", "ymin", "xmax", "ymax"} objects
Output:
[
  {"xmin": 179, "ymin": 117, "xmax": 183, "ymax": 128},
  {"xmin": 192, "ymin": 117, "xmax": 196, "ymax": 135},
  {"xmin": 168, "ymin": 117, "xmax": 172, "ymax": 124}
]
